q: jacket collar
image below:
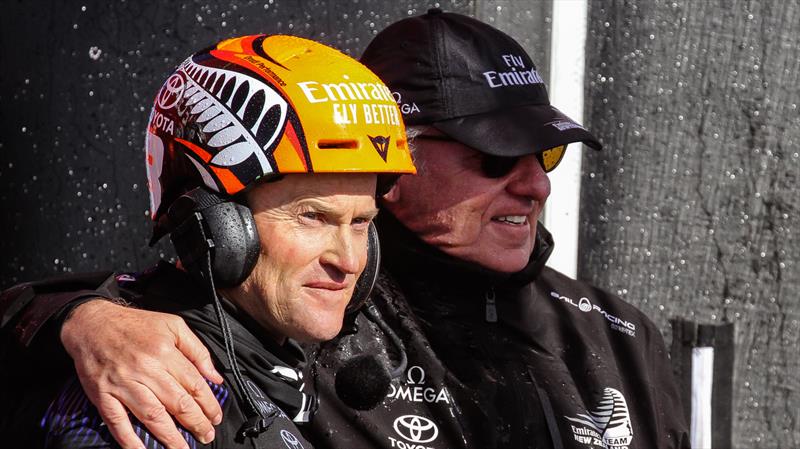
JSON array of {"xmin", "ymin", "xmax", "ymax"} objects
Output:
[{"xmin": 376, "ymin": 212, "xmax": 554, "ymax": 288}]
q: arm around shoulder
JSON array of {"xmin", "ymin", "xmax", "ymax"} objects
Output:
[{"xmin": 1, "ymin": 271, "xmax": 118, "ymax": 351}]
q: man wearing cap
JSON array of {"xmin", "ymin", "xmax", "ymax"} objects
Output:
[
  {"xmin": 306, "ymin": 10, "xmax": 688, "ymax": 449},
  {"xmin": 1, "ymin": 10, "xmax": 689, "ymax": 449}
]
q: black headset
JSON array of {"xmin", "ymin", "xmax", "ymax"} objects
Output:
[{"xmin": 167, "ymin": 187, "xmax": 380, "ymax": 312}]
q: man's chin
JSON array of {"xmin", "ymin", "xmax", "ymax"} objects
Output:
[
  {"xmin": 300, "ymin": 328, "xmax": 343, "ymax": 343},
  {"xmin": 481, "ymin": 258, "xmax": 530, "ymax": 274},
  {"xmin": 290, "ymin": 317, "xmax": 345, "ymax": 343},
  {"xmin": 464, "ymin": 247, "xmax": 533, "ymax": 273}
]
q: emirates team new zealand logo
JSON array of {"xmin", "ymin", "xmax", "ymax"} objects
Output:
[{"xmin": 566, "ymin": 387, "xmax": 634, "ymax": 448}]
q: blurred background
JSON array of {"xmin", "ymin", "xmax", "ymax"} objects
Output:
[{"xmin": 1, "ymin": 1, "xmax": 797, "ymax": 447}]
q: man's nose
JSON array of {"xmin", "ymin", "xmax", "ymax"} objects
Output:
[
  {"xmin": 505, "ymin": 153, "xmax": 551, "ymax": 201},
  {"xmin": 321, "ymin": 226, "xmax": 363, "ymax": 276}
]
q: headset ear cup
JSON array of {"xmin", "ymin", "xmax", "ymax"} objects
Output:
[
  {"xmin": 168, "ymin": 188, "xmax": 260, "ymax": 288},
  {"xmin": 347, "ymin": 221, "xmax": 381, "ymax": 313},
  {"xmin": 202, "ymin": 201, "xmax": 261, "ymax": 287}
]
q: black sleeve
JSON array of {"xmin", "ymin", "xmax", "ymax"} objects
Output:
[
  {"xmin": 0, "ymin": 272, "xmax": 121, "ymax": 446},
  {"xmin": 0, "ymin": 271, "xmax": 119, "ymax": 350}
]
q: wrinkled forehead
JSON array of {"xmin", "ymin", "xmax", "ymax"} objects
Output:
[{"xmin": 246, "ymin": 173, "xmax": 379, "ymax": 207}]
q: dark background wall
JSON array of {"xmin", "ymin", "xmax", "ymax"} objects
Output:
[
  {"xmin": 582, "ymin": 0, "xmax": 799, "ymax": 447},
  {"xmin": 2, "ymin": 0, "xmax": 797, "ymax": 446},
  {"xmin": 0, "ymin": 0, "xmax": 550, "ymax": 284}
]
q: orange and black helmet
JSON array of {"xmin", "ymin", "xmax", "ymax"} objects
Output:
[{"xmin": 145, "ymin": 34, "xmax": 415, "ymax": 236}]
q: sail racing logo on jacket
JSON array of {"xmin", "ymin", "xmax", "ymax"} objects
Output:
[
  {"xmin": 549, "ymin": 291, "xmax": 637, "ymax": 337},
  {"xmin": 566, "ymin": 387, "xmax": 634, "ymax": 449},
  {"xmin": 387, "ymin": 365, "xmax": 451, "ymax": 404}
]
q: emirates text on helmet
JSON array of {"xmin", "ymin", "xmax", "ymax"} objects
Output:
[
  {"xmin": 297, "ymin": 80, "xmax": 401, "ymax": 126},
  {"xmin": 297, "ymin": 80, "xmax": 394, "ymax": 103}
]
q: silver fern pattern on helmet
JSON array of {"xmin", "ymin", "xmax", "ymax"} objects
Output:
[
  {"xmin": 176, "ymin": 56, "xmax": 290, "ymax": 180},
  {"xmin": 566, "ymin": 387, "xmax": 633, "ymax": 447}
]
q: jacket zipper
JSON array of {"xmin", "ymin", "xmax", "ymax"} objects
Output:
[
  {"xmin": 528, "ymin": 367, "xmax": 565, "ymax": 449},
  {"xmin": 485, "ymin": 287, "xmax": 498, "ymax": 323}
]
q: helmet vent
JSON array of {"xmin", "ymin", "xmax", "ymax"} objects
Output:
[{"xmin": 317, "ymin": 139, "xmax": 359, "ymax": 150}]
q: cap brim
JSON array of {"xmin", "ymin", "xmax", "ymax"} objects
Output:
[{"xmin": 433, "ymin": 104, "xmax": 602, "ymax": 157}]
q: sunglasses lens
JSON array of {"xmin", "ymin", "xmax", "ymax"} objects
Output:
[
  {"xmin": 481, "ymin": 155, "xmax": 520, "ymax": 178},
  {"xmin": 481, "ymin": 145, "xmax": 567, "ymax": 177},
  {"xmin": 537, "ymin": 145, "xmax": 566, "ymax": 172}
]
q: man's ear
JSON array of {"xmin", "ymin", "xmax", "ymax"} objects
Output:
[{"xmin": 381, "ymin": 181, "xmax": 401, "ymax": 205}]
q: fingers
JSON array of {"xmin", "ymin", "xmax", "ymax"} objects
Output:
[
  {"xmin": 63, "ymin": 303, "xmax": 223, "ymax": 447},
  {"xmin": 171, "ymin": 318, "xmax": 224, "ymax": 385},
  {"xmin": 80, "ymin": 366, "xmax": 195, "ymax": 449},
  {"xmin": 83, "ymin": 358, "xmax": 215, "ymax": 449},
  {"xmin": 112, "ymin": 384, "xmax": 192, "ymax": 449},
  {"xmin": 168, "ymin": 355, "xmax": 224, "ymax": 428},
  {"xmin": 168, "ymin": 316, "xmax": 224, "ymax": 427},
  {"xmin": 92, "ymin": 395, "xmax": 146, "ymax": 449},
  {"xmin": 143, "ymin": 355, "xmax": 219, "ymax": 444}
]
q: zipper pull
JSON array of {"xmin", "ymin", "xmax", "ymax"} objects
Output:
[{"xmin": 485, "ymin": 287, "xmax": 498, "ymax": 323}]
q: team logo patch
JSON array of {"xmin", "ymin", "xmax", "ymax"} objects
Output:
[
  {"xmin": 369, "ymin": 135, "xmax": 391, "ymax": 161},
  {"xmin": 566, "ymin": 387, "xmax": 634, "ymax": 449}
]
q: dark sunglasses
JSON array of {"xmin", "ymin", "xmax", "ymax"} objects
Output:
[
  {"xmin": 416, "ymin": 134, "xmax": 566, "ymax": 178},
  {"xmin": 481, "ymin": 145, "xmax": 567, "ymax": 177}
]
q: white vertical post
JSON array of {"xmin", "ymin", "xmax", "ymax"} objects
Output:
[
  {"xmin": 545, "ymin": 0, "xmax": 589, "ymax": 279},
  {"xmin": 691, "ymin": 347, "xmax": 714, "ymax": 449}
]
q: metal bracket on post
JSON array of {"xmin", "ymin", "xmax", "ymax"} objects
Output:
[{"xmin": 670, "ymin": 319, "xmax": 734, "ymax": 449}]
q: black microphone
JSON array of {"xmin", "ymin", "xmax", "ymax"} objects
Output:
[
  {"xmin": 335, "ymin": 354, "xmax": 392, "ymax": 410},
  {"xmin": 334, "ymin": 303, "xmax": 407, "ymax": 410}
]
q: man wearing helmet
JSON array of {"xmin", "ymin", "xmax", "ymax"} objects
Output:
[
  {"xmin": 0, "ymin": 34, "xmax": 414, "ymax": 448},
  {"xmin": 1, "ymin": 10, "xmax": 689, "ymax": 449}
]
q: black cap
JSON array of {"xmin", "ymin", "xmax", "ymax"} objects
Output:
[{"xmin": 361, "ymin": 9, "xmax": 602, "ymax": 157}]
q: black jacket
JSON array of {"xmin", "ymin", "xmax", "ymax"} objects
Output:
[
  {"xmin": 3, "ymin": 263, "xmax": 315, "ymax": 449},
  {"xmin": 1, "ymin": 219, "xmax": 689, "ymax": 449},
  {"xmin": 307, "ymin": 214, "xmax": 690, "ymax": 449}
]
